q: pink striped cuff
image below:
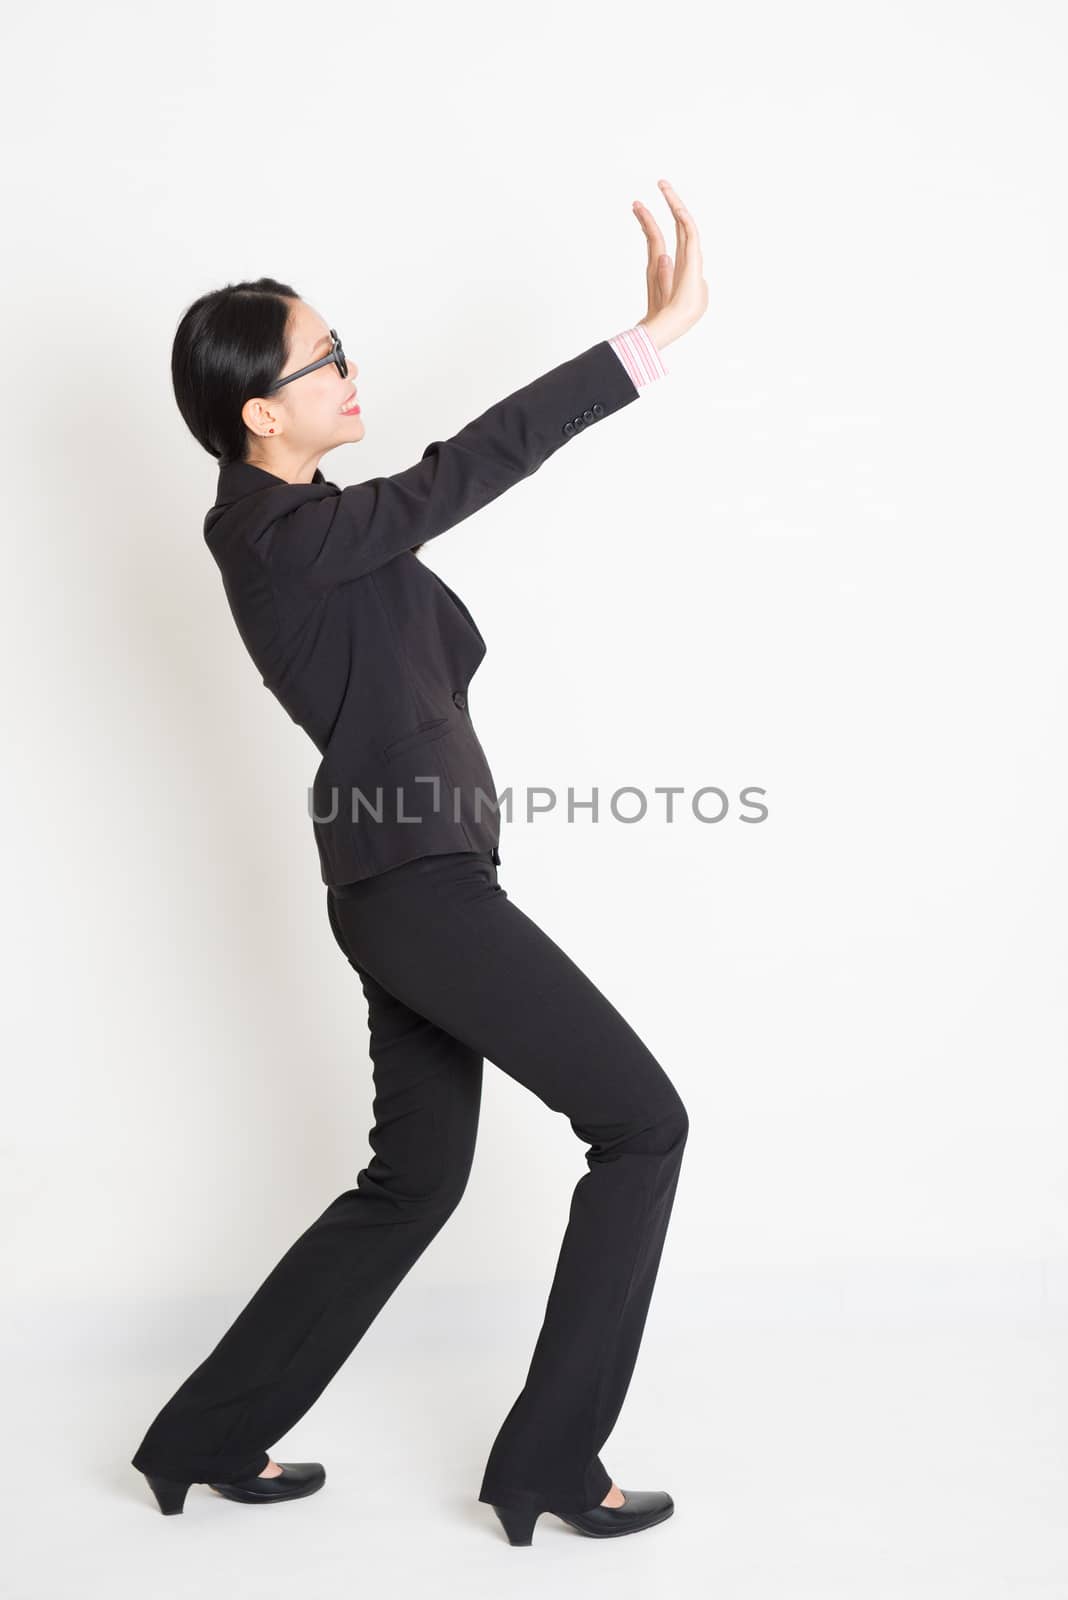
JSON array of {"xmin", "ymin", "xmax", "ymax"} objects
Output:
[{"xmin": 607, "ymin": 323, "xmax": 668, "ymax": 390}]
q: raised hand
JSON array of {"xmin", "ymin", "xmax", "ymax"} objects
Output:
[{"xmin": 632, "ymin": 178, "xmax": 709, "ymax": 351}]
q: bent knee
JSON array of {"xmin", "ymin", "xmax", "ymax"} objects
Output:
[
  {"xmin": 355, "ymin": 1161, "xmax": 473, "ymax": 1216},
  {"xmin": 650, "ymin": 1097, "xmax": 689, "ymax": 1153},
  {"xmin": 594, "ymin": 1096, "xmax": 689, "ymax": 1159}
]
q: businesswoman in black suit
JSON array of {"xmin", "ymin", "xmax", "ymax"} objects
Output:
[{"xmin": 132, "ymin": 178, "xmax": 708, "ymax": 1545}]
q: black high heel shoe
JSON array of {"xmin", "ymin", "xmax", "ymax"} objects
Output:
[
  {"xmin": 492, "ymin": 1487, "xmax": 674, "ymax": 1545},
  {"xmin": 140, "ymin": 1461, "xmax": 326, "ymax": 1515}
]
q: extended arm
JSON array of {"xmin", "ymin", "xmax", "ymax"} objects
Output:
[{"xmin": 257, "ymin": 333, "xmax": 652, "ymax": 590}]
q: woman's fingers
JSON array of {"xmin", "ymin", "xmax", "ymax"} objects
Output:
[
  {"xmin": 633, "ymin": 197, "xmax": 666, "ymax": 249},
  {"xmin": 657, "ymin": 178, "xmax": 701, "ymax": 276},
  {"xmin": 657, "ymin": 180, "xmax": 686, "ymax": 271},
  {"xmin": 633, "ymin": 199, "xmax": 667, "ymax": 266},
  {"xmin": 632, "ymin": 182, "xmax": 704, "ymax": 333},
  {"xmin": 633, "ymin": 197, "xmax": 669, "ymax": 314}
]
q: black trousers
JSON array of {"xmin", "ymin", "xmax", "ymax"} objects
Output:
[{"xmin": 130, "ymin": 849, "xmax": 689, "ymax": 1515}]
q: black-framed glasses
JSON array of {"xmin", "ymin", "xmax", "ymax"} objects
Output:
[{"xmin": 265, "ymin": 328, "xmax": 347, "ymax": 394}]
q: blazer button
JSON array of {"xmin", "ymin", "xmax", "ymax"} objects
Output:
[
  {"xmin": 562, "ymin": 420, "xmax": 575, "ymax": 436},
  {"xmin": 592, "ymin": 402, "xmax": 604, "ymax": 417},
  {"xmin": 452, "ymin": 689, "xmax": 467, "ymax": 708},
  {"xmin": 573, "ymin": 415, "xmax": 585, "ymax": 429},
  {"xmin": 582, "ymin": 408, "xmax": 594, "ymax": 423}
]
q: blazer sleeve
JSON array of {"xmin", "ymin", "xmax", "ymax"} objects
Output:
[{"xmin": 256, "ymin": 336, "xmax": 641, "ymax": 589}]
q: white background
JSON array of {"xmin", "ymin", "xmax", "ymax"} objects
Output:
[{"xmin": 4, "ymin": 0, "xmax": 1066, "ymax": 1593}]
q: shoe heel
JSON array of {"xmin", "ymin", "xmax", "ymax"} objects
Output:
[
  {"xmin": 144, "ymin": 1474, "xmax": 193, "ymax": 1515},
  {"xmin": 492, "ymin": 1503, "xmax": 541, "ymax": 1545}
]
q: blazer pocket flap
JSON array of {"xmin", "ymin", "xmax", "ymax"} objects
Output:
[{"xmin": 382, "ymin": 716, "xmax": 451, "ymax": 762}]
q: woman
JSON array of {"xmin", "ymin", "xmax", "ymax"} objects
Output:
[{"xmin": 131, "ymin": 178, "xmax": 708, "ymax": 1546}]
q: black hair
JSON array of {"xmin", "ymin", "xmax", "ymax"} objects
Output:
[{"xmin": 171, "ymin": 277, "xmax": 300, "ymax": 465}]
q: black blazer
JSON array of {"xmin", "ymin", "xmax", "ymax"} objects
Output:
[{"xmin": 204, "ymin": 336, "xmax": 641, "ymax": 888}]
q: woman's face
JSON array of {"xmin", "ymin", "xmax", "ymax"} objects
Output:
[{"xmin": 242, "ymin": 297, "xmax": 364, "ymax": 466}]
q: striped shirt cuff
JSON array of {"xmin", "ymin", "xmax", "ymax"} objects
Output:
[{"xmin": 607, "ymin": 323, "xmax": 668, "ymax": 390}]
